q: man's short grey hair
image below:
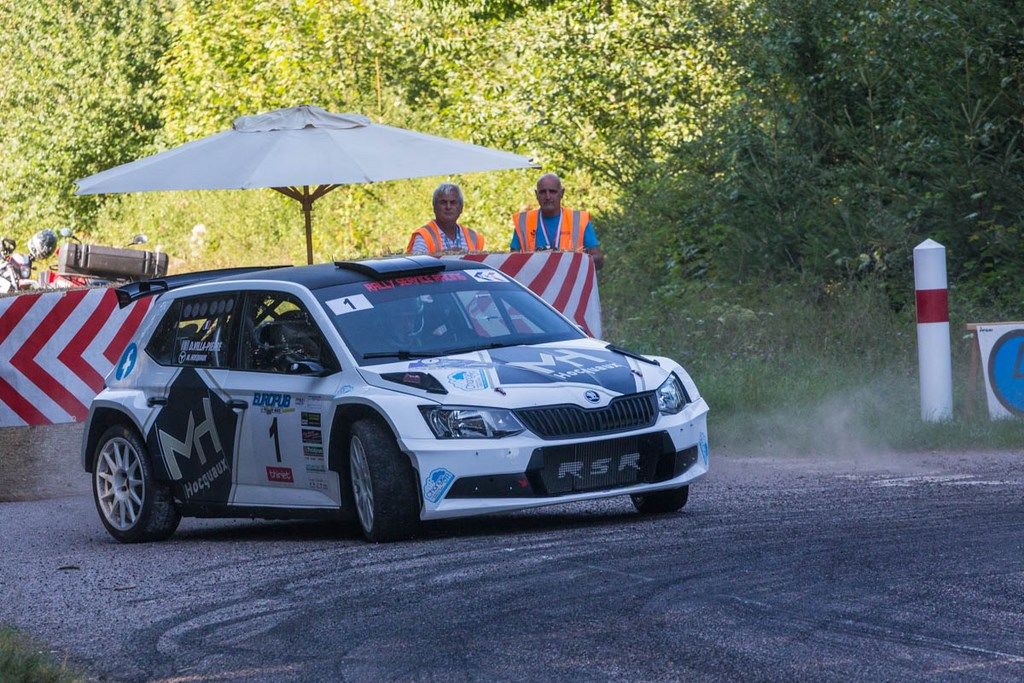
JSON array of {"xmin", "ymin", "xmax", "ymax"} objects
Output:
[{"xmin": 432, "ymin": 183, "xmax": 464, "ymax": 204}]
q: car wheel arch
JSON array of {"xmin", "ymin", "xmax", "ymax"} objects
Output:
[
  {"xmin": 327, "ymin": 402, "xmax": 419, "ymax": 519},
  {"xmin": 84, "ymin": 406, "xmax": 145, "ymax": 473}
]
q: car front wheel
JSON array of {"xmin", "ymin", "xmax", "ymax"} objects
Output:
[
  {"xmin": 631, "ymin": 485, "xmax": 689, "ymax": 514},
  {"xmin": 349, "ymin": 419, "xmax": 421, "ymax": 542},
  {"xmin": 92, "ymin": 424, "xmax": 180, "ymax": 543}
]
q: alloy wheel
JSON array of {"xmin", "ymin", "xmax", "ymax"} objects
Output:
[{"xmin": 95, "ymin": 437, "xmax": 145, "ymax": 531}]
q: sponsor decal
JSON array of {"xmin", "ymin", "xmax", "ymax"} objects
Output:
[
  {"xmin": 303, "ymin": 444, "xmax": 324, "ymax": 458},
  {"xmin": 266, "ymin": 466, "xmax": 294, "ymax": 484},
  {"xmin": 558, "ymin": 453, "xmax": 640, "ymax": 480},
  {"xmin": 253, "ymin": 392, "xmax": 291, "ymax": 408},
  {"xmin": 176, "ymin": 338, "xmax": 224, "ymax": 365},
  {"xmin": 448, "ymin": 369, "xmax": 489, "ymax": 392},
  {"xmin": 293, "ymin": 396, "xmax": 324, "ymax": 409},
  {"xmin": 150, "ymin": 368, "xmax": 237, "ymax": 504},
  {"xmin": 363, "ymin": 272, "xmax": 467, "ymax": 291},
  {"xmin": 308, "ymin": 477, "xmax": 328, "ymax": 491},
  {"xmin": 326, "ymin": 294, "xmax": 374, "ymax": 315},
  {"xmin": 464, "ymin": 269, "xmax": 507, "ymax": 283},
  {"xmin": 301, "ymin": 412, "xmax": 321, "ymax": 428},
  {"xmin": 698, "ymin": 432, "xmax": 709, "ymax": 466},
  {"xmin": 423, "ymin": 468, "xmax": 456, "ymax": 504},
  {"xmin": 115, "ymin": 343, "xmax": 138, "ymax": 381},
  {"xmin": 302, "ymin": 429, "xmax": 322, "ymax": 444},
  {"xmin": 338, "ymin": 385, "xmax": 354, "ymax": 396},
  {"xmin": 305, "ymin": 460, "xmax": 326, "ymax": 473},
  {"xmin": 584, "ymin": 390, "xmax": 600, "ymax": 404},
  {"xmin": 488, "ymin": 347, "xmax": 635, "ymax": 395},
  {"xmin": 409, "ymin": 358, "xmax": 492, "ymax": 370},
  {"xmin": 183, "ymin": 459, "xmax": 230, "ymax": 499}
]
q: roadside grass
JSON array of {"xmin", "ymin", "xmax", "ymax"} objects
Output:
[
  {"xmin": 0, "ymin": 628, "xmax": 79, "ymax": 683},
  {"xmin": 604, "ymin": 280, "xmax": 1024, "ymax": 455}
]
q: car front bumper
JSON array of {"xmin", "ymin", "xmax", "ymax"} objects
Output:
[{"xmin": 400, "ymin": 397, "xmax": 710, "ymax": 520}]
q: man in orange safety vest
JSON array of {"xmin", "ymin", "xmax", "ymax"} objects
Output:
[
  {"xmin": 510, "ymin": 173, "xmax": 604, "ymax": 269},
  {"xmin": 406, "ymin": 183, "xmax": 485, "ymax": 255}
]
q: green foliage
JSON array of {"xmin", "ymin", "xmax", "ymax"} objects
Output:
[
  {"xmin": 0, "ymin": 627, "xmax": 79, "ymax": 683},
  {"xmin": 3, "ymin": 0, "xmax": 1024, "ymax": 447},
  {"xmin": 0, "ymin": 0, "xmax": 169, "ymax": 235}
]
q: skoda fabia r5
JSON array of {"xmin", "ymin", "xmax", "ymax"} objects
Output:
[{"xmin": 83, "ymin": 256, "xmax": 710, "ymax": 542}]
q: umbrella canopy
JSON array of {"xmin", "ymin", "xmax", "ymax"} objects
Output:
[{"xmin": 75, "ymin": 105, "xmax": 538, "ymax": 263}]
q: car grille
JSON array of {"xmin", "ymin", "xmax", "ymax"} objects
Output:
[{"xmin": 515, "ymin": 391, "xmax": 658, "ymax": 439}]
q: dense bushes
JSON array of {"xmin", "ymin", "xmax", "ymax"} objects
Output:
[{"xmin": 1, "ymin": 0, "xmax": 1021, "ymax": 313}]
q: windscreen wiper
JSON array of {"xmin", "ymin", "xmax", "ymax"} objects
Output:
[
  {"xmin": 605, "ymin": 343, "xmax": 660, "ymax": 366},
  {"xmin": 436, "ymin": 341, "xmax": 520, "ymax": 357},
  {"xmin": 361, "ymin": 350, "xmax": 444, "ymax": 360}
]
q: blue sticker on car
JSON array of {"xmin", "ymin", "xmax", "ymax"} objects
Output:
[
  {"xmin": 424, "ymin": 468, "xmax": 456, "ymax": 503},
  {"xmin": 698, "ymin": 432, "xmax": 709, "ymax": 466},
  {"xmin": 115, "ymin": 343, "xmax": 138, "ymax": 381}
]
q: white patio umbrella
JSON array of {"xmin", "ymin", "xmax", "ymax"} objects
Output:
[{"xmin": 75, "ymin": 105, "xmax": 538, "ymax": 264}]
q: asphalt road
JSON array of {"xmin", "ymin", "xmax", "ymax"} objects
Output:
[{"xmin": 2, "ymin": 449, "xmax": 1024, "ymax": 682}]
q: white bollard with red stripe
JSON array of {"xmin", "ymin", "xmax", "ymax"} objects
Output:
[{"xmin": 914, "ymin": 238, "xmax": 953, "ymax": 421}]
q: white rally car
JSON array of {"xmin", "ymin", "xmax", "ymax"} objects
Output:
[{"xmin": 83, "ymin": 256, "xmax": 709, "ymax": 542}]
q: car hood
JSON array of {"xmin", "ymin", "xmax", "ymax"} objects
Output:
[{"xmin": 357, "ymin": 338, "xmax": 672, "ymax": 408}]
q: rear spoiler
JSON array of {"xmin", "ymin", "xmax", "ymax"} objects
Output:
[{"xmin": 114, "ymin": 266, "xmax": 288, "ymax": 308}]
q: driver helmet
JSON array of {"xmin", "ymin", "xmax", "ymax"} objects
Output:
[
  {"xmin": 28, "ymin": 229, "xmax": 57, "ymax": 260},
  {"xmin": 389, "ymin": 296, "xmax": 426, "ymax": 343}
]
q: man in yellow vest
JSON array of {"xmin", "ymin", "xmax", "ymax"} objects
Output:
[
  {"xmin": 406, "ymin": 183, "xmax": 485, "ymax": 254},
  {"xmin": 510, "ymin": 173, "xmax": 604, "ymax": 269}
]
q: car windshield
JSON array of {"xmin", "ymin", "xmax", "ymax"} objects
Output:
[{"xmin": 314, "ymin": 269, "xmax": 585, "ymax": 365}]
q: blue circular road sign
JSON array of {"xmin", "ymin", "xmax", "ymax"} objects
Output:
[{"xmin": 987, "ymin": 330, "xmax": 1024, "ymax": 417}]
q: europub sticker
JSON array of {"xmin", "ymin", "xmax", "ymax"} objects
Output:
[
  {"xmin": 424, "ymin": 468, "xmax": 456, "ymax": 504},
  {"xmin": 698, "ymin": 432, "xmax": 709, "ymax": 466}
]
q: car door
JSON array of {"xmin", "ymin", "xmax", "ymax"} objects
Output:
[
  {"xmin": 224, "ymin": 290, "xmax": 345, "ymax": 508},
  {"xmin": 145, "ymin": 291, "xmax": 244, "ymax": 507}
]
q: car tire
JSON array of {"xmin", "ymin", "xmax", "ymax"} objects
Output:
[
  {"xmin": 631, "ymin": 485, "xmax": 689, "ymax": 514},
  {"xmin": 348, "ymin": 418, "xmax": 421, "ymax": 542},
  {"xmin": 92, "ymin": 424, "xmax": 180, "ymax": 543}
]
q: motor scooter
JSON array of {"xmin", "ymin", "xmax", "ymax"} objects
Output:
[{"xmin": 0, "ymin": 230, "xmax": 57, "ymax": 294}]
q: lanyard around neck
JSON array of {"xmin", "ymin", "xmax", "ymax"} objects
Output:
[{"xmin": 539, "ymin": 211, "xmax": 562, "ymax": 250}]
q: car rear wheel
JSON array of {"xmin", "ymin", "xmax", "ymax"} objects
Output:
[
  {"xmin": 631, "ymin": 485, "xmax": 689, "ymax": 514},
  {"xmin": 92, "ymin": 424, "xmax": 180, "ymax": 543},
  {"xmin": 349, "ymin": 419, "xmax": 421, "ymax": 542}
]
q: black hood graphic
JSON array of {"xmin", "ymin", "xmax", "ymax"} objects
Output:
[{"xmin": 486, "ymin": 346, "xmax": 636, "ymax": 395}]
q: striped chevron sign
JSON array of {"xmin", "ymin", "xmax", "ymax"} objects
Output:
[
  {"xmin": 0, "ymin": 289, "xmax": 151, "ymax": 427},
  {"xmin": 0, "ymin": 253, "xmax": 601, "ymax": 428},
  {"xmin": 459, "ymin": 252, "xmax": 602, "ymax": 339}
]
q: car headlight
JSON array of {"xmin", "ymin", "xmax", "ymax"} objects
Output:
[
  {"xmin": 420, "ymin": 406, "xmax": 525, "ymax": 439},
  {"xmin": 656, "ymin": 374, "xmax": 688, "ymax": 414}
]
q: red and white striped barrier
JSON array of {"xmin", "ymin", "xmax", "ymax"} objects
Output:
[
  {"xmin": 0, "ymin": 252, "xmax": 601, "ymax": 428},
  {"xmin": 460, "ymin": 252, "xmax": 601, "ymax": 338},
  {"xmin": 914, "ymin": 238, "xmax": 953, "ymax": 421},
  {"xmin": 0, "ymin": 289, "xmax": 152, "ymax": 427}
]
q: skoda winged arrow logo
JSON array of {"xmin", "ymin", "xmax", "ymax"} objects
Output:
[{"xmin": 584, "ymin": 390, "xmax": 601, "ymax": 404}]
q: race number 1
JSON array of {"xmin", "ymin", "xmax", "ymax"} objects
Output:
[{"xmin": 326, "ymin": 294, "xmax": 373, "ymax": 315}]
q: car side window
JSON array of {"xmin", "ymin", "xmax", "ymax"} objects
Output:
[
  {"xmin": 145, "ymin": 294, "xmax": 239, "ymax": 368},
  {"xmin": 240, "ymin": 291, "xmax": 339, "ymax": 374}
]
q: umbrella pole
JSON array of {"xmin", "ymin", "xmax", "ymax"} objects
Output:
[
  {"xmin": 302, "ymin": 188, "xmax": 314, "ymax": 265},
  {"xmin": 273, "ymin": 184, "xmax": 341, "ymax": 265}
]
